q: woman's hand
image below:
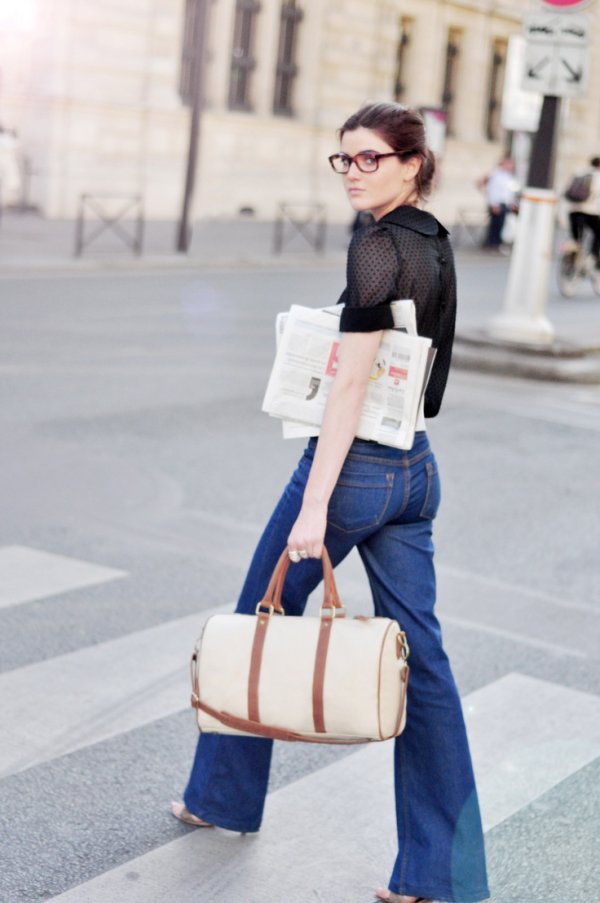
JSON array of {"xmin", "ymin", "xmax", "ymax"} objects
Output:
[
  {"xmin": 287, "ymin": 499, "xmax": 328, "ymax": 560},
  {"xmin": 286, "ymin": 331, "xmax": 382, "ymax": 563}
]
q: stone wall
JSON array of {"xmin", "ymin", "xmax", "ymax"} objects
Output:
[{"xmin": 0, "ymin": 0, "xmax": 598, "ymax": 226}]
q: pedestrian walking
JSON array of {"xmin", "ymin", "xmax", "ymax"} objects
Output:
[
  {"xmin": 564, "ymin": 156, "xmax": 600, "ymax": 273},
  {"xmin": 478, "ymin": 157, "xmax": 517, "ymax": 252},
  {"xmin": 172, "ymin": 102, "xmax": 490, "ymax": 903}
]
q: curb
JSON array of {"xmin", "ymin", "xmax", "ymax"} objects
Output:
[
  {"xmin": 0, "ymin": 252, "xmax": 347, "ymax": 275},
  {"xmin": 453, "ymin": 330, "xmax": 600, "ymax": 384}
]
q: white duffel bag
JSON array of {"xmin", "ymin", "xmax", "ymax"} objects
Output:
[{"xmin": 190, "ymin": 547, "xmax": 410, "ymax": 744}]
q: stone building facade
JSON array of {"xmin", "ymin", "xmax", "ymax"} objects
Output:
[{"xmin": 0, "ymin": 0, "xmax": 599, "ymax": 224}]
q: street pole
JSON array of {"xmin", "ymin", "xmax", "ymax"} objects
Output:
[
  {"xmin": 527, "ymin": 95, "xmax": 561, "ymax": 189},
  {"xmin": 487, "ymin": 0, "xmax": 594, "ymax": 346},
  {"xmin": 176, "ymin": 0, "xmax": 210, "ymax": 254},
  {"xmin": 488, "ymin": 94, "xmax": 562, "ymax": 345}
]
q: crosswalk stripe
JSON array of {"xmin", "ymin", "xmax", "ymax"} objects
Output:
[
  {"xmin": 465, "ymin": 673, "xmax": 600, "ymax": 830},
  {"xmin": 0, "ymin": 545, "xmax": 127, "ymax": 610},
  {"xmin": 438, "ymin": 561, "xmax": 600, "ymax": 617},
  {"xmin": 1, "ymin": 545, "xmax": 588, "ymax": 780},
  {"xmin": 0, "ymin": 604, "xmax": 227, "ymax": 779},
  {"xmin": 440, "ymin": 612, "xmax": 587, "ymax": 659},
  {"xmin": 49, "ymin": 672, "xmax": 600, "ymax": 902}
]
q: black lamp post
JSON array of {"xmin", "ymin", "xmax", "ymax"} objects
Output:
[{"xmin": 176, "ymin": 0, "xmax": 210, "ymax": 253}]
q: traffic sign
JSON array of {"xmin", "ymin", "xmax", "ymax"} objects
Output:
[
  {"xmin": 501, "ymin": 36, "xmax": 543, "ymax": 132},
  {"xmin": 522, "ymin": 12, "xmax": 591, "ymax": 96}
]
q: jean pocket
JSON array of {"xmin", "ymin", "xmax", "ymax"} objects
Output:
[
  {"xmin": 327, "ymin": 471, "xmax": 394, "ymax": 533},
  {"xmin": 418, "ymin": 459, "xmax": 441, "ymax": 520}
]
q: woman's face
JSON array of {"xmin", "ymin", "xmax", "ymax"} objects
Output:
[{"xmin": 339, "ymin": 127, "xmax": 421, "ymax": 221}]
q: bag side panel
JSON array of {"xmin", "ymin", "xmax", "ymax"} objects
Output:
[
  {"xmin": 378, "ymin": 622, "xmax": 408, "ymax": 738},
  {"xmin": 322, "ymin": 618, "xmax": 393, "ymax": 738},
  {"xmin": 196, "ymin": 615, "xmax": 256, "ymax": 729}
]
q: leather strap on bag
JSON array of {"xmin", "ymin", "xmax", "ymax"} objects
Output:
[
  {"xmin": 191, "ymin": 545, "xmax": 409, "ymax": 741},
  {"xmin": 312, "ymin": 616, "xmax": 333, "ymax": 732},
  {"xmin": 251, "ymin": 548, "xmax": 344, "ymax": 732},
  {"xmin": 191, "ymin": 695, "xmax": 369, "ymax": 745},
  {"xmin": 248, "ymin": 613, "xmax": 269, "ymax": 723},
  {"xmin": 255, "ymin": 547, "xmax": 343, "ymax": 615},
  {"xmin": 191, "ymin": 653, "xmax": 409, "ymax": 743}
]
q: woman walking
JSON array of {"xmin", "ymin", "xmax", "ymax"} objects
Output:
[{"xmin": 172, "ymin": 102, "xmax": 490, "ymax": 903}]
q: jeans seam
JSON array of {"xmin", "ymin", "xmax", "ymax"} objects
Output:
[
  {"xmin": 397, "ymin": 735, "xmax": 411, "ymax": 891},
  {"xmin": 346, "ymin": 447, "xmax": 431, "ymax": 468},
  {"xmin": 418, "ymin": 461, "xmax": 435, "ymax": 519},
  {"xmin": 395, "ymin": 463, "xmax": 411, "ymax": 518}
]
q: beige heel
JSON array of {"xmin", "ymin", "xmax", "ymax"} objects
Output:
[
  {"xmin": 170, "ymin": 801, "xmax": 213, "ymax": 828},
  {"xmin": 374, "ymin": 890, "xmax": 432, "ymax": 903}
]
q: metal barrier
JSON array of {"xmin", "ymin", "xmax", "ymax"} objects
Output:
[
  {"xmin": 273, "ymin": 202, "xmax": 327, "ymax": 254},
  {"xmin": 74, "ymin": 194, "xmax": 144, "ymax": 257},
  {"xmin": 452, "ymin": 207, "xmax": 488, "ymax": 248}
]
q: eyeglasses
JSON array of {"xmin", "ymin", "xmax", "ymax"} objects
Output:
[{"xmin": 328, "ymin": 152, "xmax": 403, "ymax": 174}]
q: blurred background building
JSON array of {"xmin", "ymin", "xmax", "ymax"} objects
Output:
[{"xmin": 0, "ymin": 0, "xmax": 599, "ymax": 224}]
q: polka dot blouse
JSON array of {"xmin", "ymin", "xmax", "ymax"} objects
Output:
[{"xmin": 338, "ymin": 205, "xmax": 457, "ymax": 418}]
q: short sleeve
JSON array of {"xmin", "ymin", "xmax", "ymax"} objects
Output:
[{"xmin": 339, "ymin": 225, "xmax": 397, "ymax": 332}]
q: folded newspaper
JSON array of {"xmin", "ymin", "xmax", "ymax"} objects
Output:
[{"xmin": 262, "ymin": 300, "xmax": 435, "ymax": 450}]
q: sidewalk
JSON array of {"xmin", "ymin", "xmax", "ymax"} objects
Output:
[
  {"xmin": 0, "ymin": 209, "xmax": 349, "ymax": 271},
  {"xmin": 2, "ymin": 209, "xmax": 600, "ymax": 382}
]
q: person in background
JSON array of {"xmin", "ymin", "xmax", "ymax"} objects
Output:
[
  {"xmin": 478, "ymin": 157, "xmax": 517, "ymax": 252},
  {"xmin": 565, "ymin": 156, "xmax": 600, "ymax": 273}
]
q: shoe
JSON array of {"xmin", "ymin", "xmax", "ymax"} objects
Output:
[
  {"xmin": 170, "ymin": 801, "xmax": 213, "ymax": 828},
  {"xmin": 561, "ymin": 239, "xmax": 579, "ymax": 255},
  {"xmin": 374, "ymin": 890, "xmax": 432, "ymax": 903}
]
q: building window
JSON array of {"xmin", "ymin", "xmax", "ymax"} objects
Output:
[
  {"xmin": 273, "ymin": 0, "xmax": 303, "ymax": 116},
  {"xmin": 441, "ymin": 28, "xmax": 461, "ymax": 136},
  {"xmin": 393, "ymin": 17, "xmax": 413, "ymax": 103},
  {"xmin": 179, "ymin": 0, "xmax": 205, "ymax": 107},
  {"xmin": 486, "ymin": 38, "xmax": 507, "ymax": 142},
  {"xmin": 229, "ymin": 0, "xmax": 261, "ymax": 111}
]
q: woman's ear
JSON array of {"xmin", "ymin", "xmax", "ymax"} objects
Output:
[{"xmin": 403, "ymin": 155, "xmax": 422, "ymax": 182}]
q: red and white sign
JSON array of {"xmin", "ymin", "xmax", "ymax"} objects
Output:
[{"xmin": 540, "ymin": 0, "xmax": 596, "ymax": 10}]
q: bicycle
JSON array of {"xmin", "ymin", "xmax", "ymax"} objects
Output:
[{"xmin": 557, "ymin": 231, "xmax": 600, "ymax": 298}]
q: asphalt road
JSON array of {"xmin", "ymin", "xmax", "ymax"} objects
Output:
[{"xmin": 0, "ymin": 258, "xmax": 599, "ymax": 902}]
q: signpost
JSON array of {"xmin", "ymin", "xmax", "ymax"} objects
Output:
[
  {"xmin": 488, "ymin": 0, "xmax": 596, "ymax": 346},
  {"xmin": 522, "ymin": 12, "xmax": 591, "ymax": 97}
]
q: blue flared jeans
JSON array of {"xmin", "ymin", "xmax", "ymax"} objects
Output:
[{"xmin": 183, "ymin": 434, "xmax": 490, "ymax": 902}]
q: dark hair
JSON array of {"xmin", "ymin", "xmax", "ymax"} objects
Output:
[
  {"xmin": 339, "ymin": 102, "xmax": 436, "ymax": 199},
  {"xmin": 591, "ymin": 156, "xmax": 600, "ymax": 169}
]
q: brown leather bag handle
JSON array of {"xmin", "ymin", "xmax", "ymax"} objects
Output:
[{"xmin": 257, "ymin": 546, "xmax": 344, "ymax": 616}]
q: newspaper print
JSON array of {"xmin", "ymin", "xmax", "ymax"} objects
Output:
[{"xmin": 262, "ymin": 302, "xmax": 432, "ymax": 450}]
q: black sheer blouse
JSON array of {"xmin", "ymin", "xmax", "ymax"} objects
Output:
[{"xmin": 337, "ymin": 205, "xmax": 456, "ymax": 418}]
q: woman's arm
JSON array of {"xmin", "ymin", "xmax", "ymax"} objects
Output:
[{"xmin": 287, "ymin": 329, "xmax": 383, "ymax": 558}]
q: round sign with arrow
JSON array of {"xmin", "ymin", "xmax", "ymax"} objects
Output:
[{"xmin": 540, "ymin": 0, "xmax": 596, "ymax": 10}]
